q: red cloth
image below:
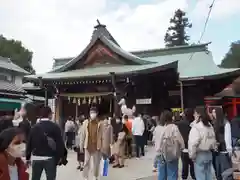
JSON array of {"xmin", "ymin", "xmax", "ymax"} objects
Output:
[
  {"xmin": 0, "ymin": 153, "xmax": 29, "ymax": 180},
  {"xmin": 125, "ymin": 120, "xmax": 132, "ymax": 134}
]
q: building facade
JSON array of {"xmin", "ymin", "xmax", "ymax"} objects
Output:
[
  {"xmin": 0, "ymin": 56, "xmax": 29, "ymax": 115},
  {"xmin": 24, "ymin": 22, "xmax": 240, "ymax": 125}
]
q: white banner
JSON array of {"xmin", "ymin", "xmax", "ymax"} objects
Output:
[{"xmin": 136, "ymin": 98, "xmax": 152, "ymax": 105}]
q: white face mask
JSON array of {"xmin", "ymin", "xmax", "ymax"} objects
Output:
[
  {"xmin": 194, "ymin": 112, "xmax": 200, "ymax": 121},
  {"xmin": 90, "ymin": 113, "xmax": 97, "ymax": 120},
  {"xmin": 7, "ymin": 143, "xmax": 26, "ymax": 158}
]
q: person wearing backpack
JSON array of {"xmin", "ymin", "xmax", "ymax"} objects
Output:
[
  {"xmin": 188, "ymin": 106, "xmax": 217, "ymax": 180},
  {"xmin": 155, "ymin": 110, "xmax": 184, "ymax": 180},
  {"xmin": 26, "ymin": 106, "xmax": 65, "ymax": 180}
]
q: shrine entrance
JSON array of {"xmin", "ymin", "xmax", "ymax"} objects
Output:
[{"xmin": 60, "ymin": 92, "xmax": 114, "ymax": 120}]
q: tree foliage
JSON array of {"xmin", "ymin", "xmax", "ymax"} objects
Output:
[
  {"xmin": 164, "ymin": 9, "xmax": 192, "ymax": 47},
  {"xmin": 0, "ymin": 35, "xmax": 35, "ymax": 74},
  {"xmin": 221, "ymin": 41, "xmax": 240, "ymax": 68}
]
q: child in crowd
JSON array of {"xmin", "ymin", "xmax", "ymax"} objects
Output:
[{"xmin": 112, "ymin": 125, "xmax": 128, "ymax": 168}]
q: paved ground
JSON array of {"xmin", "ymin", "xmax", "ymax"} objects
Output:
[
  {"xmin": 29, "ymin": 146, "xmax": 156, "ymax": 180},
  {"xmin": 28, "ymin": 146, "xmax": 215, "ymax": 180}
]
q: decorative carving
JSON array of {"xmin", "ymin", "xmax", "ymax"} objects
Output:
[{"xmin": 84, "ymin": 44, "xmax": 123, "ymax": 66}]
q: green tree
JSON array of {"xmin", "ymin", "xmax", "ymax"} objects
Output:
[
  {"xmin": 0, "ymin": 35, "xmax": 35, "ymax": 74},
  {"xmin": 164, "ymin": 9, "xmax": 192, "ymax": 47},
  {"xmin": 221, "ymin": 41, "xmax": 240, "ymax": 68}
]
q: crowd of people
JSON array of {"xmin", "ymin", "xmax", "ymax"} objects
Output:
[
  {"xmin": 152, "ymin": 106, "xmax": 236, "ymax": 180},
  {"xmin": 0, "ymin": 103, "xmax": 240, "ymax": 180}
]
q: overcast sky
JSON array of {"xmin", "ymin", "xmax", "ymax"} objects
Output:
[{"xmin": 0, "ymin": 0, "xmax": 240, "ymax": 73}]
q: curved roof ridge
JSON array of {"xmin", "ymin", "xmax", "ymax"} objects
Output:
[{"xmin": 131, "ymin": 42, "xmax": 211, "ymax": 54}]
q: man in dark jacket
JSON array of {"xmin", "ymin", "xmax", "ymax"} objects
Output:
[
  {"xmin": 175, "ymin": 108, "xmax": 195, "ymax": 180},
  {"xmin": 26, "ymin": 106, "xmax": 65, "ymax": 180}
]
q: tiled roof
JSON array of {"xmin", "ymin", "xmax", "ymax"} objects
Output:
[
  {"xmin": 131, "ymin": 43, "xmax": 209, "ymax": 58},
  {"xmin": 0, "ymin": 80, "xmax": 26, "ymax": 94},
  {"xmin": 31, "ymin": 47, "xmax": 240, "ymax": 81},
  {"xmin": 53, "ymin": 58, "xmax": 72, "ymax": 69},
  {"xmin": 51, "ymin": 43, "xmax": 209, "ymax": 69},
  {"xmin": 144, "ymin": 51, "xmax": 240, "ymax": 80},
  {"xmin": 51, "ymin": 25, "xmax": 152, "ymax": 72},
  {"xmin": 25, "ymin": 60, "xmax": 177, "ymax": 81},
  {"xmin": 0, "ymin": 56, "xmax": 29, "ymax": 74}
]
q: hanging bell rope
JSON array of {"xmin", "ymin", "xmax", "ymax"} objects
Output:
[
  {"xmin": 78, "ymin": 98, "xmax": 81, "ymax": 106},
  {"xmin": 88, "ymin": 97, "xmax": 92, "ymax": 105},
  {"xmin": 73, "ymin": 98, "xmax": 76, "ymax": 104},
  {"xmin": 82, "ymin": 97, "xmax": 86, "ymax": 104},
  {"xmin": 93, "ymin": 96, "xmax": 97, "ymax": 103}
]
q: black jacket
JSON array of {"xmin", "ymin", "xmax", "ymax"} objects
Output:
[
  {"xmin": 231, "ymin": 116, "xmax": 240, "ymax": 139},
  {"xmin": 26, "ymin": 120, "xmax": 65, "ymax": 163},
  {"xmin": 175, "ymin": 119, "xmax": 191, "ymax": 149}
]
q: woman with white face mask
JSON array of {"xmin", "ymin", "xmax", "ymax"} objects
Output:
[{"xmin": 0, "ymin": 127, "xmax": 29, "ymax": 180}]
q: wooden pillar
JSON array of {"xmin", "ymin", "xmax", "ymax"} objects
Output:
[
  {"xmin": 233, "ymin": 98, "xmax": 237, "ymax": 117},
  {"xmin": 44, "ymin": 88, "xmax": 48, "ymax": 106},
  {"xmin": 75, "ymin": 103, "xmax": 78, "ymax": 119},
  {"xmin": 110, "ymin": 72, "xmax": 120, "ymax": 117},
  {"xmin": 179, "ymin": 81, "xmax": 184, "ymax": 110},
  {"xmin": 55, "ymin": 97, "xmax": 60, "ymax": 122}
]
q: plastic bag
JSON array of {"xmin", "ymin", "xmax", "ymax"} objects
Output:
[{"xmin": 101, "ymin": 158, "xmax": 109, "ymax": 176}]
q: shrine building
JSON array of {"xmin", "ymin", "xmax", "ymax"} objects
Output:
[{"xmin": 24, "ymin": 21, "xmax": 240, "ymax": 125}]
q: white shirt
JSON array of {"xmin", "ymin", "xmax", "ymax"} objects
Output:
[
  {"xmin": 9, "ymin": 165, "xmax": 18, "ymax": 180},
  {"xmin": 65, "ymin": 120, "xmax": 75, "ymax": 132},
  {"xmin": 12, "ymin": 117, "xmax": 23, "ymax": 127},
  {"xmin": 223, "ymin": 121, "xmax": 232, "ymax": 153},
  {"xmin": 132, "ymin": 117, "xmax": 145, "ymax": 136}
]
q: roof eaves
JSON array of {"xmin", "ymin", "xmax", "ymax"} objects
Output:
[
  {"xmin": 10, "ymin": 62, "xmax": 30, "ymax": 75},
  {"xmin": 131, "ymin": 42, "xmax": 211, "ymax": 56},
  {"xmin": 179, "ymin": 68, "xmax": 240, "ymax": 81},
  {"xmin": 50, "ymin": 36, "xmax": 99, "ymax": 73},
  {"xmin": 25, "ymin": 61, "xmax": 177, "ymax": 81},
  {"xmin": 0, "ymin": 57, "xmax": 30, "ymax": 74},
  {"xmin": 53, "ymin": 57, "xmax": 73, "ymax": 61}
]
